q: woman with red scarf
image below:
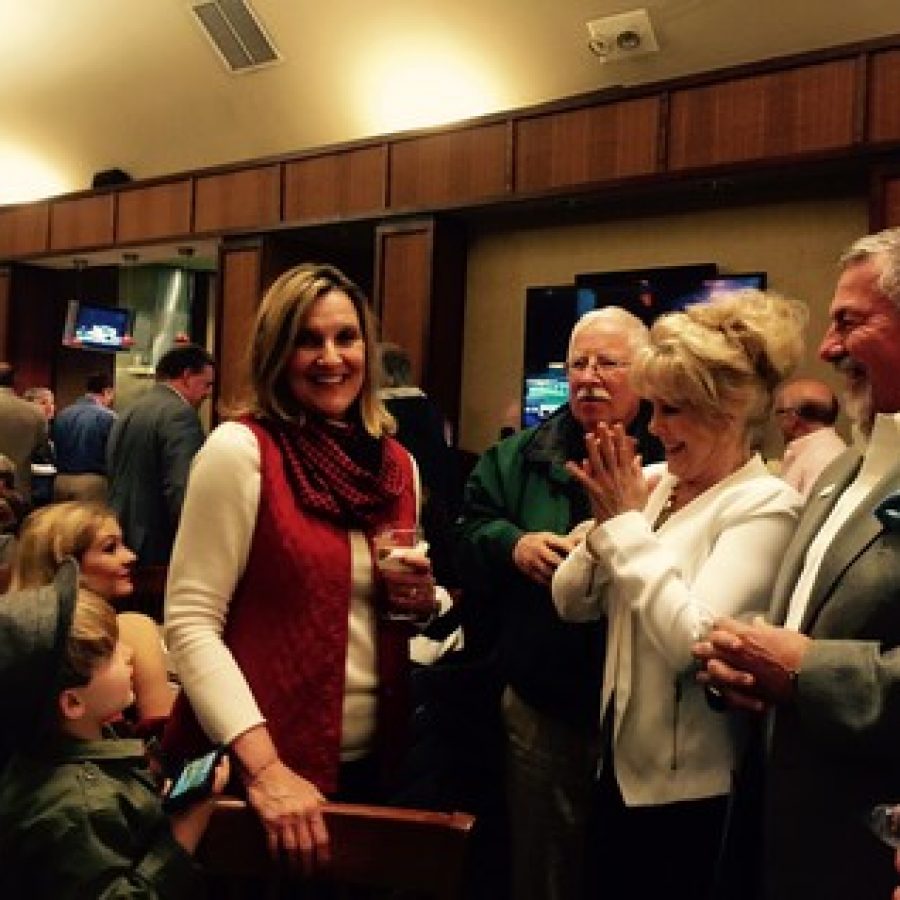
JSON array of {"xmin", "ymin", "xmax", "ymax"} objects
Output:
[{"xmin": 161, "ymin": 264, "xmax": 433, "ymax": 870}]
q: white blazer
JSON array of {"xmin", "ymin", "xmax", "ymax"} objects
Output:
[{"xmin": 552, "ymin": 455, "xmax": 801, "ymax": 806}]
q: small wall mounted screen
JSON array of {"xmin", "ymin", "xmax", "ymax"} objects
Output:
[{"xmin": 63, "ymin": 301, "xmax": 132, "ymax": 352}]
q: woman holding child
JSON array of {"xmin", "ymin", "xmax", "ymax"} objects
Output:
[
  {"xmin": 551, "ymin": 290, "xmax": 805, "ymax": 899},
  {"xmin": 162, "ymin": 263, "xmax": 434, "ymax": 868}
]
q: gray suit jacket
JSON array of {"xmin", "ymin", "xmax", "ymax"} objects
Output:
[
  {"xmin": 106, "ymin": 383, "xmax": 205, "ymax": 566},
  {"xmin": 762, "ymin": 449, "xmax": 900, "ymax": 900},
  {"xmin": 0, "ymin": 388, "xmax": 48, "ymax": 501}
]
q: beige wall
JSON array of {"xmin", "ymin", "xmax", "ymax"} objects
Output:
[{"xmin": 460, "ymin": 196, "xmax": 869, "ymax": 454}]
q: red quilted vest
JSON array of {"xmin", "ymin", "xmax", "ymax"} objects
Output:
[{"xmin": 163, "ymin": 419, "xmax": 417, "ymax": 793}]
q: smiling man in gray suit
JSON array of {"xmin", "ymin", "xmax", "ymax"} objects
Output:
[
  {"xmin": 696, "ymin": 227, "xmax": 900, "ymax": 900},
  {"xmin": 107, "ymin": 344, "xmax": 214, "ymax": 567}
]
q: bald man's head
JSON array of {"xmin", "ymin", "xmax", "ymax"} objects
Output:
[{"xmin": 774, "ymin": 378, "xmax": 840, "ymax": 443}]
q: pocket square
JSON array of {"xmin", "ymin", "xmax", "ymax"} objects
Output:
[
  {"xmin": 875, "ymin": 492, "xmax": 900, "ymax": 531},
  {"xmin": 817, "ymin": 483, "xmax": 837, "ymax": 499}
]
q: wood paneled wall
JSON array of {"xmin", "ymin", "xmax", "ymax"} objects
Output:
[
  {"xmin": 4, "ymin": 35, "xmax": 900, "ymax": 262},
  {"xmin": 6, "ymin": 266, "xmax": 64, "ymax": 390},
  {"xmin": 374, "ymin": 219, "xmax": 465, "ymax": 428},
  {"xmin": 668, "ymin": 60, "xmax": 858, "ymax": 170},
  {"xmin": 0, "ymin": 268, "xmax": 9, "ymax": 361},
  {"xmin": 216, "ymin": 243, "xmax": 264, "ymax": 414},
  {"xmin": 869, "ymin": 49, "xmax": 900, "ymax": 143},
  {"xmin": 515, "ymin": 97, "xmax": 662, "ymax": 192},
  {"xmin": 878, "ymin": 175, "xmax": 900, "ymax": 228},
  {"xmin": 195, "ymin": 166, "xmax": 281, "ymax": 233},
  {"xmin": 0, "ymin": 203, "xmax": 49, "ymax": 258},
  {"xmin": 284, "ymin": 147, "xmax": 387, "ymax": 221},
  {"xmin": 388, "ymin": 124, "xmax": 509, "ymax": 209},
  {"xmin": 49, "ymin": 194, "xmax": 114, "ymax": 251},
  {"xmin": 375, "ymin": 224, "xmax": 433, "ymax": 383},
  {"xmin": 117, "ymin": 181, "xmax": 193, "ymax": 243}
]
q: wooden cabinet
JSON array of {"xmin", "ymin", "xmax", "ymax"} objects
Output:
[
  {"xmin": 0, "ymin": 268, "xmax": 9, "ymax": 360},
  {"xmin": 0, "ymin": 203, "xmax": 49, "ymax": 258},
  {"xmin": 194, "ymin": 165, "xmax": 281, "ymax": 233},
  {"xmin": 116, "ymin": 180, "xmax": 192, "ymax": 243},
  {"xmin": 216, "ymin": 243, "xmax": 263, "ymax": 412},
  {"xmin": 284, "ymin": 146, "xmax": 386, "ymax": 221},
  {"xmin": 515, "ymin": 97, "xmax": 661, "ymax": 192},
  {"xmin": 668, "ymin": 59, "xmax": 858, "ymax": 170},
  {"xmin": 879, "ymin": 174, "xmax": 900, "ymax": 229},
  {"xmin": 374, "ymin": 218, "xmax": 465, "ymax": 430},
  {"xmin": 388, "ymin": 124, "xmax": 508, "ymax": 209},
  {"xmin": 869, "ymin": 49, "xmax": 900, "ymax": 144},
  {"xmin": 49, "ymin": 194, "xmax": 114, "ymax": 251}
]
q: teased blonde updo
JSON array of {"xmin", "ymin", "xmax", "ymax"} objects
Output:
[{"xmin": 631, "ymin": 290, "xmax": 807, "ymax": 450}]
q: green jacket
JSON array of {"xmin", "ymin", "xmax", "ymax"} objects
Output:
[
  {"xmin": 455, "ymin": 404, "xmax": 663, "ymax": 729},
  {"xmin": 455, "ymin": 408, "xmax": 605, "ymax": 728},
  {"xmin": 0, "ymin": 733, "xmax": 203, "ymax": 899}
]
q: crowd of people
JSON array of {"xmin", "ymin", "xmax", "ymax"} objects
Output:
[{"xmin": 0, "ymin": 228, "xmax": 900, "ymax": 899}]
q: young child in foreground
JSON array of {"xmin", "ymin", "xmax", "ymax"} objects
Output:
[{"xmin": 0, "ymin": 558, "xmax": 229, "ymax": 898}]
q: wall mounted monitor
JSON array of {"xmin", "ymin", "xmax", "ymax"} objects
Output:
[
  {"xmin": 62, "ymin": 300, "xmax": 133, "ymax": 352},
  {"xmin": 684, "ymin": 272, "xmax": 768, "ymax": 307},
  {"xmin": 575, "ymin": 263, "xmax": 719, "ymax": 327},
  {"xmin": 522, "ymin": 285, "xmax": 595, "ymax": 427},
  {"xmin": 523, "ymin": 363, "xmax": 569, "ymax": 429}
]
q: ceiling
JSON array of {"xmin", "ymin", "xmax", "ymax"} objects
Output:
[{"xmin": 1, "ymin": 0, "xmax": 897, "ymax": 208}]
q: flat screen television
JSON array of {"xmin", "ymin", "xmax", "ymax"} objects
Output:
[
  {"xmin": 575, "ymin": 263, "xmax": 719, "ymax": 326},
  {"xmin": 523, "ymin": 363, "xmax": 569, "ymax": 429},
  {"xmin": 63, "ymin": 300, "xmax": 133, "ymax": 352},
  {"xmin": 522, "ymin": 285, "xmax": 594, "ymax": 427},
  {"xmin": 683, "ymin": 272, "xmax": 768, "ymax": 307}
]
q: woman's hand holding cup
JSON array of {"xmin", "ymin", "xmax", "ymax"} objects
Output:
[{"xmin": 373, "ymin": 527, "xmax": 437, "ymax": 624}]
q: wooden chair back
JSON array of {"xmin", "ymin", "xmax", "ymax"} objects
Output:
[{"xmin": 197, "ymin": 798, "xmax": 476, "ymax": 899}]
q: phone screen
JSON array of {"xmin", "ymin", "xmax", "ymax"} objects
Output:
[{"xmin": 163, "ymin": 747, "xmax": 224, "ymax": 812}]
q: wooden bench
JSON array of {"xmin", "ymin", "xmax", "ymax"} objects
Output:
[{"xmin": 197, "ymin": 798, "xmax": 476, "ymax": 899}]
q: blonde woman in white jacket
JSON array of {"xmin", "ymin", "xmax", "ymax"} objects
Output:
[{"xmin": 552, "ymin": 290, "xmax": 805, "ymax": 900}]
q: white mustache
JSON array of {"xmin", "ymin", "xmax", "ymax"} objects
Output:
[{"xmin": 575, "ymin": 386, "xmax": 611, "ymax": 401}]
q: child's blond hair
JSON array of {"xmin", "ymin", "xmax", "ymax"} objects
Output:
[{"xmin": 57, "ymin": 588, "xmax": 119, "ymax": 690}]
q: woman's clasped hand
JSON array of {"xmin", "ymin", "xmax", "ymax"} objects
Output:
[{"xmin": 566, "ymin": 421, "xmax": 649, "ymax": 522}]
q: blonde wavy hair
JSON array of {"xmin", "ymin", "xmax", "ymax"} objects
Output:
[
  {"xmin": 631, "ymin": 290, "xmax": 807, "ymax": 451},
  {"xmin": 59, "ymin": 589, "xmax": 119, "ymax": 689},
  {"xmin": 243, "ymin": 263, "xmax": 394, "ymax": 438},
  {"xmin": 12, "ymin": 501, "xmax": 117, "ymax": 590}
]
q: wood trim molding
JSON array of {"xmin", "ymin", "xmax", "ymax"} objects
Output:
[{"xmin": 2, "ymin": 33, "xmax": 900, "ymax": 263}]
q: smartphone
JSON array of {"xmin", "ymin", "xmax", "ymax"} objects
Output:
[{"xmin": 162, "ymin": 746, "xmax": 225, "ymax": 813}]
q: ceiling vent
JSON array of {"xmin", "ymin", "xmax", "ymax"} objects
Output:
[
  {"xmin": 586, "ymin": 8, "xmax": 659, "ymax": 62},
  {"xmin": 190, "ymin": 0, "xmax": 281, "ymax": 73}
]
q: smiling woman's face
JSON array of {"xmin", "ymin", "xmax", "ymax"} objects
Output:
[
  {"xmin": 648, "ymin": 397, "xmax": 746, "ymax": 492},
  {"xmin": 285, "ymin": 289, "xmax": 366, "ymax": 421},
  {"xmin": 79, "ymin": 517, "xmax": 136, "ymax": 600}
]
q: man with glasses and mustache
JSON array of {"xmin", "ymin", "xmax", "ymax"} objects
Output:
[
  {"xmin": 456, "ymin": 307, "xmax": 662, "ymax": 900},
  {"xmin": 695, "ymin": 227, "xmax": 900, "ymax": 900}
]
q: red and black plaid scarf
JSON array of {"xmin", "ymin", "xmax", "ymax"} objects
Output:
[{"xmin": 267, "ymin": 414, "xmax": 405, "ymax": 528}]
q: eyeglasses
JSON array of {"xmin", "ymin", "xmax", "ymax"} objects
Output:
[{"xmin": 565, "ymin": 354, "xmax": 630, "ymax": 374}]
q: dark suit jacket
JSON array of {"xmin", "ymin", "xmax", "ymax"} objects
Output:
[
  {"xmin": 0, "ymin": 388, "xmax": 47, "ymax": 501},
  {"xmin": 106, "ymin": 383, "xmax": 206, "ymax": 566},
  {"xmin": 762, "ymin": 448, "xmax": 900, "ymax": 900}
]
